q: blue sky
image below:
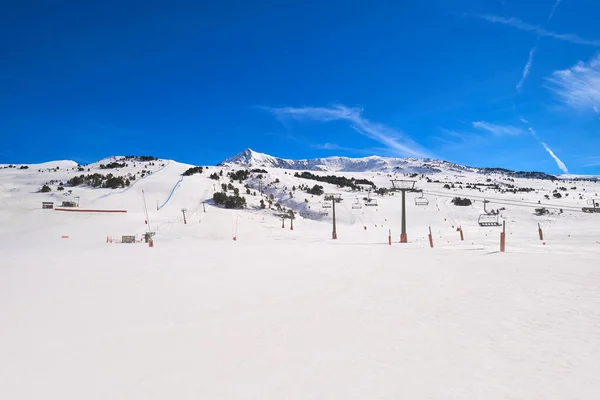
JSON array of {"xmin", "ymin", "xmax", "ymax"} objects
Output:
[{"xmin": 2, "ymin": 0, "xmax": 600, "ymax": 174}]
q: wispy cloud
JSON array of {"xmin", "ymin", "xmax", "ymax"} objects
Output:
[
  {"xmin": 472, "ymin": 121, "xmax": 524, "ymax": 135},
  {"xmin": 439, "ymin": 128, "xmax": 470, "ymax": 141},
  {"xmin": 545, "ymin": 54, "xmax": 600, "ymax": 113},
  {"xmin": 514, "ymin": 2, "xmax": 562, "ymax": 91},
  {"xmin": 547, "ymin": 0, "xmax": 563, "ymax": 22},
  {"xmin": 583, "ymin": 156, "xmax": 600, "ymax": 167},
  {"xmin": 517, "ymin": 46, "xmax": 536, "ymax": 90},
  {"xmin": 314, "ymin": 142, "xmax": 345, "ymax": 151},
  {"xmin": 313, "ymin": 142, "xmax": 378, "ymax": 155},
  {"xmin": 521, "ymin": 120, "xmax": 570, "ymax": 173},
  {"xmin": 473, "ymin": 15, "xmax": 600, "ymax": 46},
  {"xmin": 261, "ymin": 105, "xmax": 429, "ymax": 158}
]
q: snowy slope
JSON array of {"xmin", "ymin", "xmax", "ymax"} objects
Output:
[{"xmin": 1, "ymin": 153, "xmax": 600, "ymax": 399}]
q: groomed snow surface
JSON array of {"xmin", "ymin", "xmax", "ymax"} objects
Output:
[{"xmin": 1, "ymin": 157, "xmax": 600, "ymax": 399}]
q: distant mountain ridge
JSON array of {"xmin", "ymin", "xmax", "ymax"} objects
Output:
[{"xmin": 218, "ymin": 148, "xmax": 559, "ymax": 180}]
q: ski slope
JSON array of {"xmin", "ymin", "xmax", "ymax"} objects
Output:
[{"xmin": 1, "ymin": 156, "xmax": 600, "ymax": 399}]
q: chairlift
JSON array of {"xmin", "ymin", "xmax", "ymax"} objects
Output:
[
  {"xmin": 582, "ymin": 199, "xmax": 600, "ymax": 213},
  {"xmin": 414, "ymin": 191, "xmax": 429, "ymax": 206},
  {"xmin": 364, "ymin": 192, "xmax": 378, "ymax": 207},
  {"xmin": 478, "ymin": 199, "xmax": 501, "ymax": 226},
  {"xmin": 352, "ymin": 196, "xmax": 362, "ymax": 209},
  {"xmin": 322, "ymin": 202, "xmax": 332, "ymax": 209},
  {"xmin": 478, "ymin": 213, "xmax": 501, "ymax": 226}
]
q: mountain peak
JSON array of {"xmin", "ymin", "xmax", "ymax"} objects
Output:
[{"xmin": 218, "ymin": 149, "xmax": 449, "ymax": 173}]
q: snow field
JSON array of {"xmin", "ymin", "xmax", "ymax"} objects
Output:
[{"xmin": 1, "ymin": 240, "xmax": 599, "ymax": 399}]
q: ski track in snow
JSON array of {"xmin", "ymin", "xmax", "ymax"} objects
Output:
[{"xmin": 158, "ymin": 175, "xmax": 184, "ymax": 210}]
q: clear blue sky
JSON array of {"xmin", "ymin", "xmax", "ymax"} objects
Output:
[{"xmin": 2, "ymin": 0, "xmax": 600, "ymax": 174}]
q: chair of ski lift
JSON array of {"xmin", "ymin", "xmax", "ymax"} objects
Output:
[
  {"xmin": 364, "ymin": 193, "xmax": 378, "ymax": 206},
  {"xmin": 322, "ymin": 202, "xmax": 332, "ymax": 209},
  {"xmin": 414, "ymin": 191, "xmax": 429, "ymax": 206},
  {"xmin": 352, "ymin": 197, "xmax": 362, "ymax": 209},
  {"xmin": 477, "ymin": 199, "xmax": 501, "ymax": 226},
  {"xmin": 582, "ymin": 198, "xmax": 600, "ymax": 213},
  {"xmin": 478, "ymin": 213, "xmax": 501, "ymax": 226},
  {"xmin": 364, "ymin": 198, "xmax": 378, "ymax": 206}
]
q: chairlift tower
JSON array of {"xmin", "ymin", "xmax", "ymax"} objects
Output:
[
  {"xmin": 141, "ymin": 190, "xmax": 155, "ymax": 242},
  {"xmin": 390, "ymin": 180, "xmax": 418, "ymax": 243},
  {"xmin": 325, "ymin": 193, "xmax": 342, "ymax": 239}
]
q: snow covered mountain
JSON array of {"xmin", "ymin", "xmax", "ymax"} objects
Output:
[
  {"xmin": 218, "ymin": 148, "xmax": 560, "ymax": 179},
  {"xmin": 219, "ymin": 148, "xmax": 460, "ymax": 174}
]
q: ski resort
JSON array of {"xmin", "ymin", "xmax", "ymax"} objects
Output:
[
  {"xmin": 3, "ymin": 0, "xmax": 600, "ymax": 397},
  {"xmin": 1, "ymin": 150, "xmax": 599, "ymax": 399}
]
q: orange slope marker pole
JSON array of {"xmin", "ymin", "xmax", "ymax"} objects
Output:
[
  {"xmin": 500, "ymin": 221, "xmax": 506, "ymax": 252},
  {"xmin": 428, "ymin": 226, "xmax": 434, "ymax": 248}
]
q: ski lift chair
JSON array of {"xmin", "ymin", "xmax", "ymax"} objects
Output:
[
  {"xmin": 478, "ymin": 213, "xmax": 501, "ymax": 226},
  {"xmin": 352, "ymin": 197, "xmax": 363, "ymax": 209},
  {"xmin": 414, "ymin": 191, "xmax": 429, "ymax": 206},
  {"xmin": 364, "ymin": 198, "xmax": 378, "ymax": 206},
  {"xmin": 582, "ymin": 199, "xmax": 600, "ymax": 213},
  {"xmin": 364, "ymin": 193, "xmax": 378, "ymax": 206}
]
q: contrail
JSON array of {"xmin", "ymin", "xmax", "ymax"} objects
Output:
[
  {"xmin": 526, "ymin": 126, "xmax": 569, "ymax": 174},
  {"xmin": 548, "ymin": 0, "xmax": 563, "ymax": 22},
  {"xmin": 517, "ymin": 46, "xmax": 536, "ymax": 90},
  {"xmin": 540, "ymin": 142, "xmax": 569, "ymax": 174}
]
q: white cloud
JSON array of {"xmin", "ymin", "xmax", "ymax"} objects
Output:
[
  {"xmin": 546, "ymin": 54, "xmax": 600, "ymax": 113},
  {"xmin": 472, "ymin": 121, "xmax": 524, "ymax": 135},
  {"xmin": 547, "ymin": 0, "xmax": 562, "ymax": 22},
  {"xmin": 517, "ymin": 46, "xmax": 536, "ymax": 90},
  {"xmin": 262, "ymin": 105, "xmax": 429, "ymax": 158},
  {"xmin": 473, "ymin": 15, "xmax": 600, "ymax": 46}
]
